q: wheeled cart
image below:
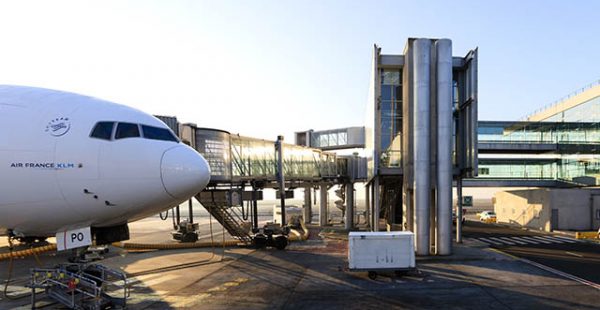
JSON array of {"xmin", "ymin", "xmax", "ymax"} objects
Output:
[{"xmin": 348, "ymin": 231, "xmax": 416, "ymax": 280}]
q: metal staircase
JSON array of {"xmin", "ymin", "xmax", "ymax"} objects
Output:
[
  {"xmin": 194, "ymin": 193, "xmax": 253, "ymax": 245},
  {"xmin": 380, "ymin": 181, "xmax": 402, "ymax": 225}
]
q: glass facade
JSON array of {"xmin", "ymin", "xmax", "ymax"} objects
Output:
[
  {"xmin": 544, "ymin": 95, "xmax": 600, "ymax": 123},
  {"xmin": 195, "ymin": 129, "xmax": 340, "ymax": 183},
  {"xmin": 478, "ymin": 121, "xmax": 600, "ymax": 144},
  {"xmin": 478, "ymin": 91, "xmax": 600, "ymax": 184},
  {"xmin": 375, "ymin": 68, "xmax": 462, "ymax": 171},
  {"xmin": 230, "ymin": 135, "xmax": 338, "ymax": 181},
  {"xmin": 379, "ymin": 69, "xmax": 402, "ymax": 168},
  {"xmin": 478, "ymin": 158, "xmax": 558, "ymax": 179},
  {"xmin": 310, "ymin": 131, "xmax": 348, "ymax": 149},
  {"xmin": 478, "ymin": 157, "xmax": 600, "ymax": 181},
  {"xmin": 367, "ymin": 45, "xmax": 598, "ymax": 186}
]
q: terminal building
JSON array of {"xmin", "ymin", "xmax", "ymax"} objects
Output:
[
  {"xmin": 489, "ymin": 82, "xmax": 600, "ymax": 232},
  {"xmin": 296, "ymin": 41, "xmax": 599, "ymax": 244},
  {"xmin": 478, "ymin": 82, "xmax": 600, "ymax": 186},
  {"xmin": 161, "ymin": 38, "xmax": 598, "ymax": 256}
]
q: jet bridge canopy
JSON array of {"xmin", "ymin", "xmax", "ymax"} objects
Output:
[{"xmin": 178, "ymin": 125, "xmax": 366, "ymax": 186}]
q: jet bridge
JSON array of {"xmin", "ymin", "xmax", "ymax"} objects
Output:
[
  {"xmin": 156, "ymin": 117, "xmax": 367, "ymax": 245},
  {"xmin": 295, "ymin": 127, "xmax": 366, "ymax": 151},
  {"xmin": 190, "ymin": 127, "xmax": 345, "ymax": 186}
]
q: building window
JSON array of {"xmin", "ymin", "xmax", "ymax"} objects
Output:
[{"xmin": 381, "ymin": 70, "xmax": 400, "ymax": 85}]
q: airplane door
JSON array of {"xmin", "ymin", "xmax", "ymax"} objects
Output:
[{"xmin": 55, "ymin": 127, "xmax": 101, "ymax": 218}]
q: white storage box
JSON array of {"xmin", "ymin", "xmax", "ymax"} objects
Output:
[{"xmin": 348, "ymin": 231, "xmax": 415, "ymax": 270}]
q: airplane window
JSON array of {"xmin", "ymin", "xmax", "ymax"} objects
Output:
[
  {"xmin": 115, "ymin": 122, "xmax": 140, "ymax": 139},
  {"xmin": 90, "ymin": 122, "xmax": 115, "ymax": 140},
  {"xmin": 142, "ymin": 125, "xmax": 179, "ymax": 142}
]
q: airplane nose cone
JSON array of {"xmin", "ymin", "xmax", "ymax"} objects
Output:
[{"xmin": 161, "ymin": 145, "xmax": 211, "ymax": 199}]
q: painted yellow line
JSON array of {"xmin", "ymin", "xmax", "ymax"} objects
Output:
[{"xmin": 487, "ymin": 248, "xmax": 519, "ymax": 260}]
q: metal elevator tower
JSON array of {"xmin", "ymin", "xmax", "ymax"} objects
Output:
[{"xmin": 364, "ymin": 38, "xmax": 478, "ymax": 256}]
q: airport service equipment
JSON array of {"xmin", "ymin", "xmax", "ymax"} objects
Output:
[
  {"xmin": 253, "ymin": 222, "xmax": 289, "ymax": 250},
  {"xmin": 348, "ymin": 231, "xmax": 415, "ymax": 279},
  {"xmin": 273, "ymin": 205, "xmax": 303, "ymax": 226},
  {"xmin": 29, "ymin": 263, "xmax": 128, "ymax": 309}
]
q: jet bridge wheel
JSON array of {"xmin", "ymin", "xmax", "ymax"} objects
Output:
[
  {"xmin": 273, "ymin": 235, "xmax": 288, "ymax": 250},
  {"xmin": 253, "ymin": 234, "xmax": 268, "ymax": 248},
  {"xmin": 181, "ymin": 232, "xmax": 198, "ymax": 243}
]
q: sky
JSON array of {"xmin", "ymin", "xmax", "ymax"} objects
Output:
[{"xmin": 0, "ymin": 0, "xmax": 599, "ymax": 141}]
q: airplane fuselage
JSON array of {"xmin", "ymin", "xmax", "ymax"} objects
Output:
[{"xmin": 0, "ymin": 85, "xmax": 210, "ymax": 239}]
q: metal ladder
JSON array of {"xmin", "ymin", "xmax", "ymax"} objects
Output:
[{"xmin": 195, "ymin": 193, "xmax": 253, "ymax": 245}]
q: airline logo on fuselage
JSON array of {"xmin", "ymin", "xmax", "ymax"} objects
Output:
[
  {"xmin": 10, "ymin": 162, "xmax": 80, "ymax": 169},
  {"xmin": 45, "ymin": 117, "xmax": 71, "ymax": 136}
]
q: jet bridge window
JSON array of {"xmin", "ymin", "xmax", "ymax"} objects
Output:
[
  {"xmin": 90, "ymin": 122, "xmax": 115, "ymax": 140},
  {"xmin": 115, "ymin": 122, "xmax": 140, "ymax": 139},
  {"xmin": 141, "ymin": 125, "xmax": 179, "ymax": 142}
]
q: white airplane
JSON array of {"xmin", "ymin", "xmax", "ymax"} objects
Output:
[{"xmin": 0, "ymin": 85, "xmax": 211, "ymax": 251}]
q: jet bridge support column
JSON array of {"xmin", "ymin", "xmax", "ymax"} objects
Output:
[
  {"xmin": 319, "ymin": 185, "xmax": 328, "ymax": 226},
  {"xmin": 344, "ymin": 182, "xmax": 354, "ymax": 230},
  {"xmin": 373, "ymin": 177, "xmax": 380, "ymax": 231},
  {"xmin": 365, "ymin": 183, "xmax": 371, "ymax": 230},
  {"xmin": 188, "ymin": 199, "xmax": 194, "ymax": 224},
  {"xmin": 275, "ymin": 135, "xmax": 286, "ymax": 226},
  {"xmin": 456, "ymin": 178, "xmax": 463, "ymax": 243},
  {"xmin": 252, "ymin": 187, "xmax": 259, "ymax": 231},
  {"xmin": 304, "ymin": 186, "xmax": 312, "ymax": 224}
]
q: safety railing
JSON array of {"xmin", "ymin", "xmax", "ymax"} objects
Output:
[{"xmin": 520, "ymin": 80, "xmax": 600, "ymax": 121}]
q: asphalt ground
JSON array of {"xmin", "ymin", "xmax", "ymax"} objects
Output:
[
  {"xmin": 2, "ymin": 220, "xmax": 599, "ymax": 309},
  {"xmin": 462, "ymin": 221, "xmax": 600, "ymax": 285}
]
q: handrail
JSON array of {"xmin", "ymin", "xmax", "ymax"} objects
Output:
[
  {"xmin": 478, "ymin": 139, "xmax": 600, "ymax": 145},
  {"xmin": 520, "ymin": 79, "xmax": 600, "ymax": 121}
]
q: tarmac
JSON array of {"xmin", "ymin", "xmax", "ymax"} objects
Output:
[{"xmin": 1, "ymin": 217, "xmax": 599, "ymax": 309}]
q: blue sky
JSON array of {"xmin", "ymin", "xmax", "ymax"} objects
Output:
[{"xmin": 0, "ymin": 0, "xmax": 598, "ymax": 140}]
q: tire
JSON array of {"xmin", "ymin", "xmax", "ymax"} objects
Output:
[
  {"xmin": 253, "ymin": 234, "xmax": 267, "ymax": 249},
  {"xmin": 368, "ymin": 271, "xmax": 377, "ymax": 280},
  {"xmin": 394, "ymin": 270, "xmax": 408, "ymax": 277},
  {"xmin": 181, "ymin": 232, "xmax": 198, "ymax": 243},
  {"xmin": 274, "ymin": 235, "xmax": 288, "ymax": 250}
]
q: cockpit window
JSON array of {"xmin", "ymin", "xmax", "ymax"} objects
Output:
[
  {"xmin": 142, "ymin": 125, "xmax": 179, "ymax": 142},
  {"xmin": 90, "ymin": 122, "xmax": 115, "ymax": 140},
  {"xmin": 115, "ymin": 122, "xmax": 140, "ymax": 139}
]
